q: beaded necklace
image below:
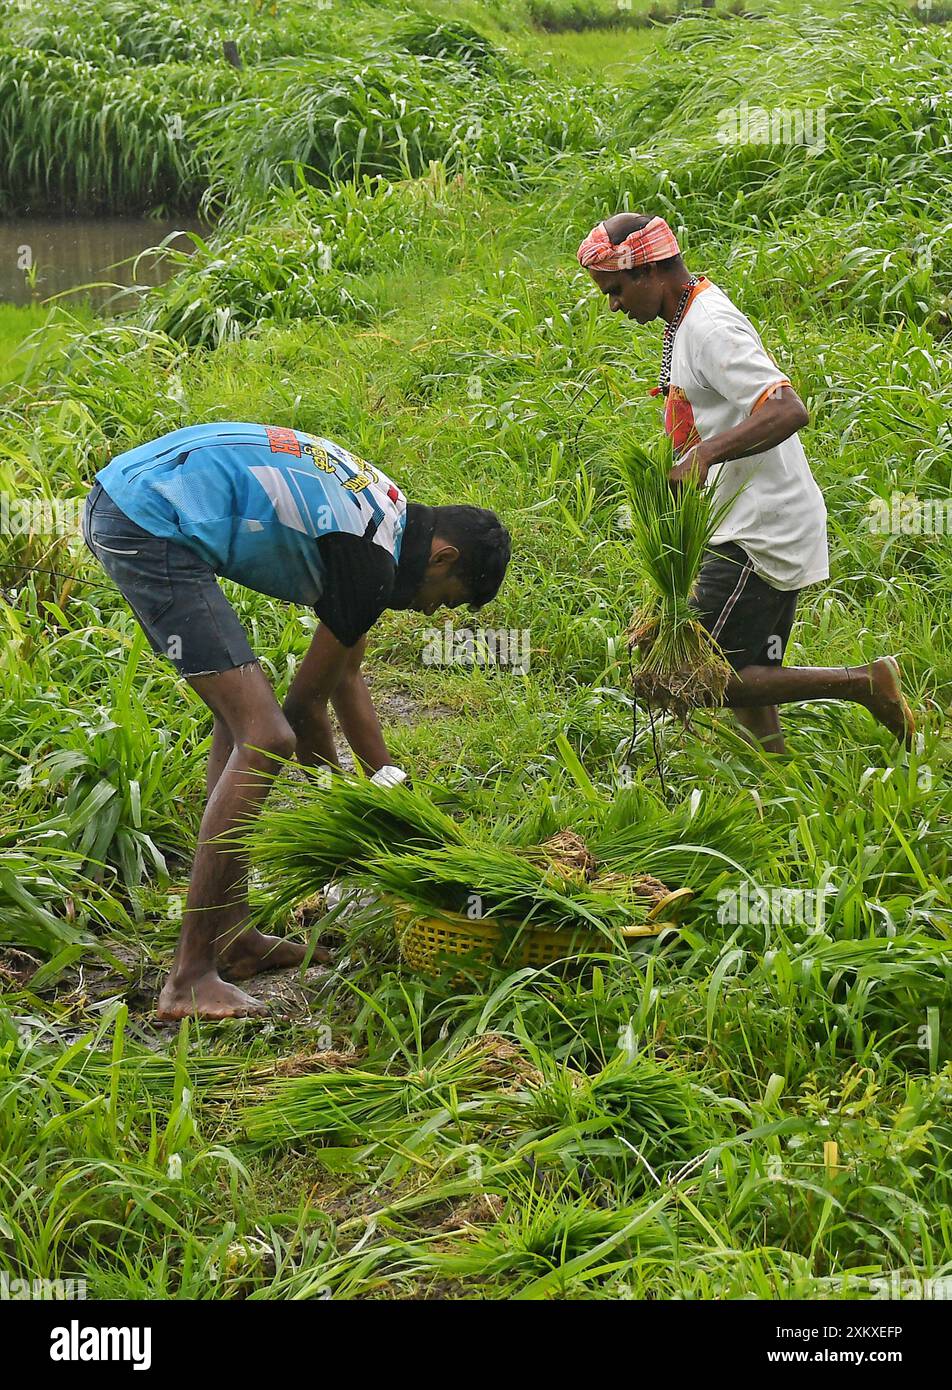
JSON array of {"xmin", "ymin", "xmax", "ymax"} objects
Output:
[{"xmin": 657, "ymin": 274, "xmax": 700, "ymax": 396}]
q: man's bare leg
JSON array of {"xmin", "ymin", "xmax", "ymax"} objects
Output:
[
  {"xmin": 206, "ymin": 716, "xmax": 233, "ymax": 797},
  {"xmin": 204, "ymin": 675, "xmax": 334, "ymax": 982},
  {"xmin": 157, "ymin": 663, "xmax": 309, "ymax": 1020},
  {"xmin": 725, "ymin": 655, "xmax": 915, "ymax": 748},
  {"xmin": 732, "ymin": 703, "xmax": 785, "ymax": 754}
]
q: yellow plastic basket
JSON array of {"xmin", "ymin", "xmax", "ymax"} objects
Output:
[{"xmin": 392, "ymin": 888, "xmax": 694, "ymax": 977}]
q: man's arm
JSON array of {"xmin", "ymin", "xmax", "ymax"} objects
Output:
[
  {"xmin": 282, "ymin": 623, "xmax": 356, "ymax": 770},
  {"xmin": 330, "ymin": 636, "xmax": 391, "ymax": 775},
  {"xmin": 670, "ymin": 386, "xmax": 809, "ymax": 486}
]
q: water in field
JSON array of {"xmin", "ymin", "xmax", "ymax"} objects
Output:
[{"xmin": 0, "ymin": 217, "xmax": 209, "ymax": 312}]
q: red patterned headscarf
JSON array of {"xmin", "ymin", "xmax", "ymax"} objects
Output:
[{"xmin": 577, "ymin": 217, "xmax": 681, "ymax": 272}]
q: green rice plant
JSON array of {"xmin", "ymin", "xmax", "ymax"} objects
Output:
[
  {"xmin": 9, "ymin": 0, "xmax": 232, "ymax": 67},
  {"xmin": 617, "ymin": 432, "xmax": 735, "ymax": 715},
  {"xmin": 139, "ymin": 224, "xmax": 374, "ymax": 347},
  {"xmin": 593, "ymin": 784, "xmax": 777, "ymax": 892},
  {"xmin": 523, "ymin": 1049, "xmax": 715, "ymax": 1170},
  {"xmin": 247, "ymin": 772, "xmax": 468, "ymax": 893},
  {"xmin": 408, "ymin": 1178, "xmax": 670, "ymax": 1295},
  {"xmin": 0, "ymin": 612, "xmax": 202, "ymax": 910},
  {"xmin": 0, "ymin": 840, "xmax": 93, "ymax": 956},
  {"xmin": 394, "ymin": 15, "xmax": 503, "ymax": 69},
  {"xmin": 196, "ymin": 47, "xmax": 608, "ymax": 208},
  {"xmin": 7, "ymin": 0, "xmax": 385, "ymax": 71},
  {"xmin": 140, "ymin": 171, "xmax": 434, "ymax": 344},
  {"xmin": 527, "ymin": 0, "xmax": 676, "ymax": 32},
  {"xmin": 240, "ymin": 1034, "xmax": 518, "ymax": 1151},
  {"xmin": 556, "ymin": 3, "xmax": 952, "ymax": 246},
  {"xmin": 0, "ymin": 1008, "xmax": 261, "ymax": 1293},
  {"xmin": 368, "ymin": 842, "xmax": 662, "ymax": 940},
  {"xmin": 35, "ymin": 320, "xmax": 188, "ymax": 447}
]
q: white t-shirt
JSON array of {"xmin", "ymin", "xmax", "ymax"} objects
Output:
[{"xmin": 664, "ymin": 278, "xmax": 829, "ymax": 591}]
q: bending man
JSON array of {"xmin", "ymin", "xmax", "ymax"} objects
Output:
[{"xmin": 83, "ymin": 421, "xmax": 511, "ymax": 1019}]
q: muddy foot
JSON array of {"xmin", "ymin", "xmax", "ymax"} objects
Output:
[
  {"xmin": 217, "ymin": 927, "xmax": 329, "ymax": 981},
  {"xmin": 156, "ymin": 971, "xmax": 269, "ymax": 1021},
  {"xmin": 863, "ymin": 656, "xmax": 916, "ymax": 747}
]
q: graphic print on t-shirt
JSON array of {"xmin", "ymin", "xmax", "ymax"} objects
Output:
[
  {"xmin": 264, "ymin": 425, "xmax": 302, "ymax": 456},
  {"xmin": 241, "ymin": 426, "xmax": 406, "ymax": 554},
  {"xmin": 664, "ymin": 385, "xmax": 701, "ymax": 457}
]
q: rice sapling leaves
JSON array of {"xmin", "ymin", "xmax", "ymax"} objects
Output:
[
  {"xmin": 244, "ymin": 775, "xmax": 778, "ymax": 940},
  {"xmin": 243, "ymin": 773, "xmax": 471, "ymax": 915},
  {"xmin": 617, "ymin": 433, "xmax": 737, "ymax": 718}
]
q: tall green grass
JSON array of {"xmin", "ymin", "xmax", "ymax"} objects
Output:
[{"xmin": 0, "ymin": 49, "xmax": 233, "ymax": 213}]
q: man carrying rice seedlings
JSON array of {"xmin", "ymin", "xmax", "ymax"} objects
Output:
[
  {"xmin": 578, "ymin": 212, "xmax": 916, "ymax": 754},
  {"xmin": 81, "ymin": 422, "xmax": 511, "ymax": 1019}
]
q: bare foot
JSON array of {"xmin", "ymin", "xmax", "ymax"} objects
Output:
[
  {"xmin": 156, "ymin": 971, "xmax": 269, "ymax": 1021},
  {"xmin": 862, "ymin": 656, "xmax": 916, "ymax": 747},
  {"xmin": 217, "ymin": 926, "xmax": 330, "ymax": 981}
]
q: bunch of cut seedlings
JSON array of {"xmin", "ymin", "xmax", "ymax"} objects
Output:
[
  {"xmin": 619, "ymin": 433, "xmax": 736, "ymax": 719},
  {"xmin": 246, "ymin": 777, "xmax": 677, "ymax": 943},
  {"xmin": 243, "ymin": 772, "xmax": 467, "ymax": 918}
]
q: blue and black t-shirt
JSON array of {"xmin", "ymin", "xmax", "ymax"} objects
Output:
[{"xmin": 95, "ymin": 421, "xmax": 434, "ymax": 646}]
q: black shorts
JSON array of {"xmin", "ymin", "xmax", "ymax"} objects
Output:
[
  {"xmin": 82, "ymin": 481, "xmax": 257, "ymax": 678},
  {"xmin": 689, "ymin": 541, "xmax": 798, "ymax": 671}
]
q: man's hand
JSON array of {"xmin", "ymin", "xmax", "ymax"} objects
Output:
[
  {"xmin": 668, "ymin": 441, "xmax": 713, "ymax": 491},
  {"xmin": 328, "ymin": 635, "xmax": 393, "ymax": 775},
  {"xmin": 284, "ymin": 627, "xmax": 393, "ymax": 774},
  {"xmin": 667, "ymin": 386, "xmax": 809, "ymax": 492}
]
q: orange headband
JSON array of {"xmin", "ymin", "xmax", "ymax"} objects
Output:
[{"xmin": 577, "ymin": 216, "xmax": 680, "ymax": 271}]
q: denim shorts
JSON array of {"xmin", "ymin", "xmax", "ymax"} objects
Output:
[
  {"xmin": 82, "ymin": 481, "xmax": 256, "ymax": 677},
  {"xmin": 689, "ymin": 541, "xmax": 799, "ymax": 672}
]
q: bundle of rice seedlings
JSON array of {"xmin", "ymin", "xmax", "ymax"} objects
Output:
[
  {"xmin": 618, "ymin": 433, "xmax": 736, "ymax": 718},
  {"xmin": 246, "ymin": 779, "xmax": 694, "ymax": 945},
  {"xmin": 241, "ymin": 1036, "xmax": 518, "ymax": 1149},
  {"xmin": 590, "ymin": 870, "xmax": 671, "ymax": 909},
  {"xmin": 366, "ymin": 843, "xmax": 661, "ymax": 941},
  {"xmin": 520, "ymin": 1052, "xmax": 714, "ymax": 1181},
  {"xmin": 244, "ymin": 773, "xmax": 468, "ymax": 916},
  {"xmin": 594, "ymin": 785, "xmax": 778, "ymax": 891},
  {"xmin": 526, "ymin": 829, "xmax": 598, "ymax": 883}
]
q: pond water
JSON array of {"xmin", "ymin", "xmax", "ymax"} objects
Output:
[{"xmin": 0, "ymin": 217, "xmax": 210, "ymax": 312}]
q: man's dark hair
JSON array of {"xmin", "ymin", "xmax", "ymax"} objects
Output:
[
  {"xmin": 432, "ymin": 504, "xmax": 511, "ymax": 608},
  {"xmin": 603, "ymin": 211, "xmax": 684, "ymax": 279}
]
